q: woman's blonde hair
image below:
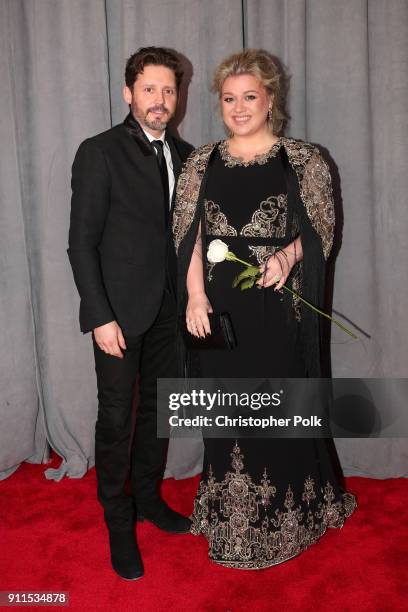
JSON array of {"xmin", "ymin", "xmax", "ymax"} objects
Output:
[{"xmin": 212, "ymin": 49, "xmax": 289, "ymax": 135}]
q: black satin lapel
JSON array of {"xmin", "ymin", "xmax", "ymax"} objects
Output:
[
  {"xmin": 167, "ymin": 135, "xmax": 183, "ymax": 211},
  {"xmin": 123, "ymin": 113, "xmax": 154, "ymax": 156},
  {"xmin": 166, "ymin": 134, "xmax": 183, "ymax": 177}
]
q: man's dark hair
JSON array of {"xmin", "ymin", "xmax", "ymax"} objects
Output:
[{"xmin": 125, "ymin": 47, "xmax": 184, "ymax": 91}]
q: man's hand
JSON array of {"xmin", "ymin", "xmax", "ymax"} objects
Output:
[{"xmin": 93, "ymin": 321, "xmax": 127, "ymax": 358}]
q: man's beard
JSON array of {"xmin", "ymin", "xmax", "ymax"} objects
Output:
[
  {"xmin": 144, "ymin": 115, "xmax": 168, "ymax": 131},
  {"xmin": 135, "ymin": 105, "xmax": 171, "ymax": 132}
]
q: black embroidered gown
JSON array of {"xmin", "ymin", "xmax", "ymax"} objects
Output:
[{"xmin": 189, "ymin": 140, "xmax": 357, "ymax": 569}]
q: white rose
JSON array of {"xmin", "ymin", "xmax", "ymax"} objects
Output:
[{"xmin": 207, "ymin": 239, "xmax": 229, "ymax": 264}]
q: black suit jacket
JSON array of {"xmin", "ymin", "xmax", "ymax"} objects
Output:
[{"xmin": 68, "ymin": 113, "xmax": 194, "ymax": 335}]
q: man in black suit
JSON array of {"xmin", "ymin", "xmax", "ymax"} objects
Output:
[{"xmin": 68, "ymin": 47, "xmax": 194, "ymax": 580}]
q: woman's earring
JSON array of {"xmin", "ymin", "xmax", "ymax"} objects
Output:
[{"xmin": 268, "ymin": 106, "xmax": 273, "ymax": 121}]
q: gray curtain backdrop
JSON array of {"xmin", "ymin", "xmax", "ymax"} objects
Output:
[{"xmin": 1, "ymin": 0, "xmax": 407, "ymax": 483}]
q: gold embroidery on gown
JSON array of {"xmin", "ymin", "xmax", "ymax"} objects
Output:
[
  {"xmin": 204, "ymin": 189, "xmax": 301, "ymax": 314},
  {"xmin": 241, "ymin": 194, "xmax": 287, "ymax": 239},
  {"xmin": 174, "ymin": 139, "xmax": 332, "ymax": 322},
  {"xmin": 190, "ymin": 442, "xmax": 357, "ymax": 570},
  {"xmin": 204, "ymin": 200, "xmax": 238, "ymax": 237},
  {"xmin": 203, "ymin": 195, "xmax": 284, "ymax": 281},
  {"xmin": 218, "ymin": 138, "xmax": 283, "ymax": 168},
  {"xmin": 205, "ymin": 194, "xmax": 287, "ymax": 242},
  {"xmin": 173, "ymin": 138, "xmax": 334, "ymax": 260}
]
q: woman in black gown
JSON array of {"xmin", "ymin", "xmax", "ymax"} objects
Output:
[{"xmin": 172, "ymin": 49, "xmax": 357, "ymax": 569}]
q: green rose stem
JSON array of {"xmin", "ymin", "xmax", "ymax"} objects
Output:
[
  {"xmin": 224, "ymin": 251, "xmax": 358, "ymax": 340},
  {"xmin": 225, "ymin": 252, "xmax": 253, "ymax": 267},
  {"xmin": 279, "ymin": 284, "xmax": 358, "ymax": 339}
]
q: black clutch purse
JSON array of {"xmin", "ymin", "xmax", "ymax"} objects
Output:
[{"xmin": 180, "ymin": 312, "xmax": 237, "ymax": 350}]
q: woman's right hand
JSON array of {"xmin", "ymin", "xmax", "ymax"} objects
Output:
[{"xmin": 186, "ymin": 292, "xmax": 213, "ymax": 338}]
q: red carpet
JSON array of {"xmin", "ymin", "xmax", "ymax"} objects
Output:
[{"xmin": 1, "ymin": 456, "xmax": 407, "ymax": 612}]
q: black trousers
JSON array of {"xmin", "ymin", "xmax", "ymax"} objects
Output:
[{"xmin": 92, "ymin": 288, "xmax": 177, "ymax": 531}]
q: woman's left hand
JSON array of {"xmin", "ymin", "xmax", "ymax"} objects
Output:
[{"xmin": 257, "ymin": 250, "xmax": 294, "ymax": 290}]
